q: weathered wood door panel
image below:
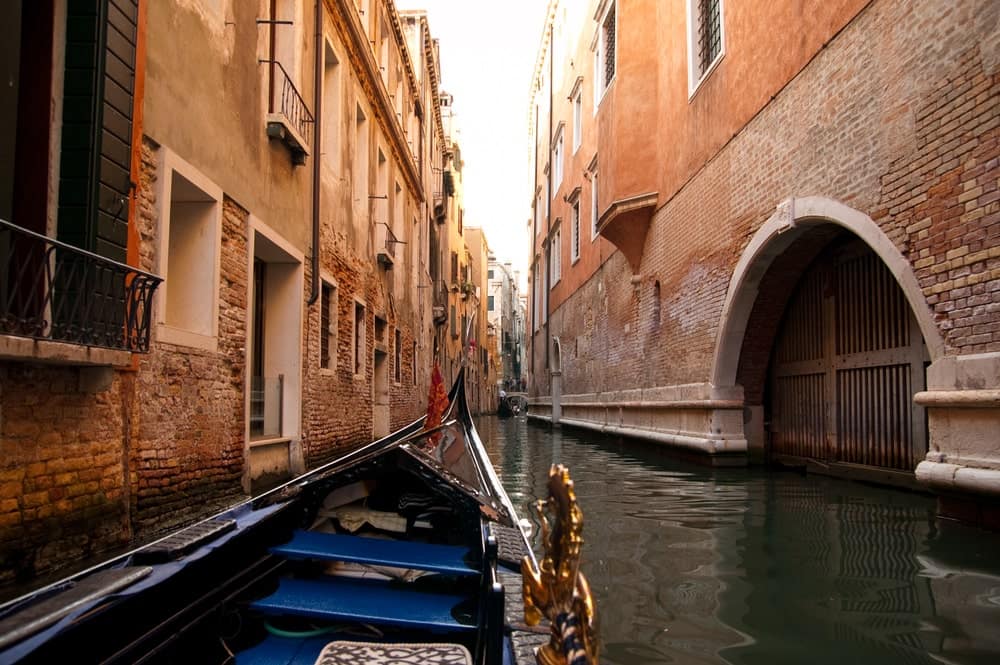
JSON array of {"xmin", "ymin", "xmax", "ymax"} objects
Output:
[{"xmin": 770, "ymin": 242, "xmax": 927, "ymax": 471}]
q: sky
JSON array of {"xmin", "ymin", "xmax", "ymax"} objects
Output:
[{"xmin": 395, "ymin": 0, "xmax": 549, "ymax": 287}]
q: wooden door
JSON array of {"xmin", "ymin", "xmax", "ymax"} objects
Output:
[{"xmin": 770, "ymin": 241, "xmax": 928, "ymax": 471}]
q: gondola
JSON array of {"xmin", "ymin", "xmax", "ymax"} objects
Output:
[{"xmin": 0, "ymin": 368, "xmax": 557, "ymax": 665}]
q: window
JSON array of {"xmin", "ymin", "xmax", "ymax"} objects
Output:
[
  {"xmin": 591, "ymin": 169, "xmax": 599, "ymax": 239},
  {"xmin": 322, "ymin": 43, "xmax": 341, "ymax": 172},
  {"xmin": 552, "ymin": 131, "xmax": 564, "ymax": 194},
  {"xmin": 550, "ymin": 229, "xmax": 561, "ymax": 286},
  {"xmin": 450, "ymin": 304, "xmax": 457, "ymax": 338},
  {"xmin": 571, "ymin": 201, "xmax": 580, "ymax": 263},
  {"xmin": 534, "ymin": 190, "xmax": 543, "ymax": 236},
  {"xmin": 354, "ymin": 300, "xmax": 366, "ymax": 376},
  {"xmin": 450, "ymin": 251, "xmax": 459, "ymax": 284},
  {"xmin": 159, "ymin": 153, "xmax": 222, "ymax": 350},
  {"xmin": 488, "ymin": 269, "xmax": 494, "ymax": 280},
  {"xmin": 354, "ymin": 105, "xmax": 368, "ymax": 212},
  {"xmin": 320, "ymin": 280, "xmax": 337, "ymax": 369},
  {"xmin": 488, "ymin": 295, "xmax": 495, "ymax": 311},
  {"xmin": 572, "ymin": 89, "xmax": 582, "ymax": 153},
  {"xmin": 249, "ymin": 225, "xmax": 304, "ymax": 441},
  {"xmin": 687, "ymin": 0, "xmax": 724, "ymax": 93},
  {"xmin": 594, "ymin": 2, "xmax": 616, "ymax": 106},
  {"xmin": 394, "ymin": 328, "xmax": 401, "ymax": 383}
]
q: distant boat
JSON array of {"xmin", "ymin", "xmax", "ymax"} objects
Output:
[{"xmin": 0, "ymin": 368, "xmax": 545, "ymax": 664}]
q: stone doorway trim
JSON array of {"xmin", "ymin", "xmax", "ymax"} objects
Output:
[{"xmin": 711, "ymin": 196, "xmax": 944, "ymax": 390}]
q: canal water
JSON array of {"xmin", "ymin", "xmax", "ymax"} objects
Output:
[{"xmin": 475, "ymin": 415, "xmax": 1000, "ymax": 665}]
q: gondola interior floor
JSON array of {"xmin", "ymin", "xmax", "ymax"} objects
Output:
[
  {"xmin": 250, "ymin": 576, "xmax": 476, "ymax": 631},
  {"xmin": 272, "ymin": 530, "xmax": 478, "ymax": 577}
]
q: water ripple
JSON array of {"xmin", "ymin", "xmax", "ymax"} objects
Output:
[{"xmin": 476, "ymin": 416, "xmax": 1000, "ymax": 665}]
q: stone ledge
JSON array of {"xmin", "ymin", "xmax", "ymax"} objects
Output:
[
  {"xmin": 0, "ymin": 334, "xmax": 131, "ymax": 368},
  {"xmin": 915, "ymin": 389, "xmax": 1000, "ymax": 407},
  {"xmin": 915, "ymin": 461, "xmax": 1000, "ymax": 497},
  {"xmin": 528, "ymin": 411, "xmax": 748, "ymax": 460}
]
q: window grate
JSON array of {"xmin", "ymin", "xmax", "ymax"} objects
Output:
[
  {"xmin": 603, "ymin": 7, "xmax": 616, "ymax": 87},
  {"xmin": 698, "ymin": 0, "xmax": 722, "ymax": 76}
]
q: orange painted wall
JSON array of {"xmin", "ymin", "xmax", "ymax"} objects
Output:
[{"xmin": 533, "ymin": 0, "xmax": 870, "ymax": 328}]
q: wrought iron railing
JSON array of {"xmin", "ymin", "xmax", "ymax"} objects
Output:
[
  {"xmin": 0, "ymin": 218, "xmax": 162, "ymax": 353},
  {"xmin": 261, "ymin": 59, "xmax": 314, "ymax": 146},
  {"xmin": 380, "ymin": 223, "xmax": 398, "ymax": 259}
]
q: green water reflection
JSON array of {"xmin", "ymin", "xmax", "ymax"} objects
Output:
[{"xmin": 475, "ymin": 416, "xmax": 1000, "ymax": 665}]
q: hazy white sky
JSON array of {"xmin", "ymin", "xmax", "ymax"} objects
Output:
[{"xmin": 395, "ymin": 0, "xmax": 549, "ymax": 282}]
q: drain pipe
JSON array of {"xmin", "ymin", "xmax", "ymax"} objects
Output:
[{"xmin": 307, "ymin": 0, "xmax": 322, "ymax": 306}]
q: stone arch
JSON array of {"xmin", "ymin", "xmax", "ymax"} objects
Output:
[
  {"xmin": 551, "ymin": 336, "xmax": 563, "ymax": 374},
  {"xmin": 711, "ymin": 196, "xmax": 944, "ymax": 390}
]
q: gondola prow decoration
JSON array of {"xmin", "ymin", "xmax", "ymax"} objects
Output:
[{"xmin": 522, "ymin": 464, "xmax": 599, "ymax": 665}]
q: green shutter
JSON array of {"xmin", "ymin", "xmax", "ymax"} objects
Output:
[{"xmin": 58, "ymin": 0, "xmax": 137, "ymax": 262}]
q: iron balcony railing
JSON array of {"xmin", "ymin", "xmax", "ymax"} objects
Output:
[
  {"xmin": 380, "ymin": 223, "xmax": 398, "ymax": 259},
  {"xmin": 0, "ymin": 218, "xmax": 162, "ymax": 353},
  {"xmin": 261, "ymin": 59, "xmax": 314, "ymax": 147}
]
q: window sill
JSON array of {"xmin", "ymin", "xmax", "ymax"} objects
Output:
[
  {"xmin": 249, "ymin": 436, "xmax": 291, "ymax": 450},
  {"xmin": 0, "ymin": 334, "xmax": 132, "ymax": 368},
  {"xmin": 688, "ymin": 53, "xmax": 724, "ymax": 102},
  {"xmin": 157, "ymin": 324, "xmax": 218, "ymax": 352}
]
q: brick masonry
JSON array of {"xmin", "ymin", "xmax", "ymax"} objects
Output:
[{"xmin": 541, "ymin": 0, "xmax": 999, "ymax": 403}]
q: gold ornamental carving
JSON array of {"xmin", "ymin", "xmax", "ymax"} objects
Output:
[{"xmin": 522, "ymin": 464, "xmax": 599, "ymax": 665}]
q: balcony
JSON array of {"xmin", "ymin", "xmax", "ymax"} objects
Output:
[
  {"xmin": 0, "ymin": 219, "xmax": 162, "ymax": 365},
  {"xmin": 376, "ymin": 223, "xmax": 398, "ymax": 269},
  {"xmin": 261, "ymin": 59, "xmax": 313, "ymax": 166}
]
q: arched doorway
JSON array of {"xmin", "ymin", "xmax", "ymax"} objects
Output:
[
  {"xmin": 768, "ymin": 237, "xmax": 929, "ymax": 469},
  {"xmin": 711, "ymin": 197, "xmax": 943, "ymax": 472}
]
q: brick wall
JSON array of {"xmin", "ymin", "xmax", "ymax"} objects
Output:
[
  {"xmin": 131, "ymin": 139, "xmax": 246, "ymax": 535},
  {"xmin": 548, "ymin": 0, "xmax": 999, "ymax": 400},
  {"xmin": 0, "ymin": 365, "xmax": 130, "ymax": 584}
]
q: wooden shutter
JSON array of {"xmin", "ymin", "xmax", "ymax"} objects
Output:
[{"xmin": 58, "ymin": 0, "xmax": 138, "ymax": 262}]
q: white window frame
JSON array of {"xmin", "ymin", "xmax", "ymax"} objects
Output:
[
  {"xmin": 353, "ymin": 298, "xmax": 367, "ymax": 379},
  {"xmin": 572, "ymin": 87, "xmax": 583, "ymax": 154},
  {"xmin": 686, "ymin": 0, "xmax": 725, "ymax": 98},
  {"xmin": 591, "ymin": 169, "xmax": 599, "ymax": 240},
  {"xmin": 156, "ymin": 148, "xmax": 223, "ymax": 352},
  {"xmin": 319, "ymin": 276, "xmax": 337, "ymax": 372},
  {"xmin": 550, "ymin": 228, "xmax": 562, "ymax": 287},
  {"xmin": 593, "ymin": 1, "xmax": 616, "ymax": 110},
  {"xmin": 571, "ymin": 201, "xmax": 581, "ymax": 264},
  {"xmin": 552, "ymin": 129, "xmax": 564, "ymax": 196}
]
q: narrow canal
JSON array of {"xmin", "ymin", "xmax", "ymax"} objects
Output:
[{"xmin": 475, "ymin": 416, "xmax": 1000, "ymax": 665}]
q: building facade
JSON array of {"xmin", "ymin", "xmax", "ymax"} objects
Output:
[
  {"xmin": 0, "ymin": 0, "xmax": 482, "ymax": 586},
  {"xmin": 527, "ymin": 0, "xmax": 1000, "ymax": 524},
  {"xmin": 488, "ymin": 258, "xmax": 524, "ymax": 390}
]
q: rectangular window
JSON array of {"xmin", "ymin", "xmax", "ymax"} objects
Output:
[
  {"xmin": 572, "ymin": 90, "xmax": 582, "ymax": 153},
  {"xmin": 354, "ymin": 105, "xmax": 368, "ymax": 213},
  {"xmin": 571, "ymin": 202, "xmax": 580, "ymax": 263},
  {"xmin": 688, "ymin": 0, "xmax": 724, "ymax": 93},
  {"xmin": 488, "ymin": 295, "xmax": 495, "ymax": 311},
  {"xmin": 394, "ymin": 328, "xmax": 401, "ymax": 383},
  {"xmin": 488, "ymin": 269, "xmax": 494, "ymax": 279},
  {"xmin": 550, "ymin": 229, "xmax": 562, "ymax": 286},
  {"xmin": 552, "ymin": 131, "xmax": 564, "ymax": 194},
  {"xmin": 595, "ymin": 3, "xmax": 616, "ymax": 105},
  {"xmin": 450, "ymin": 251, "xmax": 459, "ymax": 283},
  {"xmin": 320, "ymin": 281, "xmax": 337, "ymax": 369},
  {"xmin": 591, "ymin": 170, "xmax": 599, "ymax": 239},
  {"xmin": 450, "ymin": 304, "xmax": 457, "ymax": 338},
  {"xmin": 160, "ymin": 159, "xmax": 222, "ymax": 349},
  {"xmin": 354, "ymin": 301, "xmax": 366, "ymax": 375},
  {"xmin": 323, "ymin": 43, "xmax": 341, "ymax": 172}
]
